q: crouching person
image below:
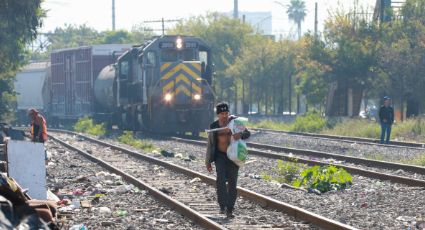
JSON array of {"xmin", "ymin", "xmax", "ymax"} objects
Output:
[{"xmin": 205, "ymin": 102, "xmax": 250, "ymax": 218}]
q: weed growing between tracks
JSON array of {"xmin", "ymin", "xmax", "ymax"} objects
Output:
[
  {"xmin": 293, "ymin": 165, "xmax": 353, "ymax": 194},
  {"xmin": 401, "ymin": 154, "xmax": 425, "ymax": 166},
  {"xmin": 262, "ymin": 160, "xmax": 353, "ymax": 194},
  {"xmin": 118, "ymin": 131, "xmax": 156, "ymax": 152},
  {"xmin": 74, "ymin": 117, "xmax": 106, "ymax": 136},
  {"xmin": 261, "ymin": 160, "xmax": 305, "ymax": 184}
]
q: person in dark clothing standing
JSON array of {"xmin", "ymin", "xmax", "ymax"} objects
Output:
[
  {"xmin": 379, "ymin": 96, "xmax": 394, "ymax": 144},
  {"xmin": 205, "ymin": 102, "xmax": 250, "ymax": 218}
]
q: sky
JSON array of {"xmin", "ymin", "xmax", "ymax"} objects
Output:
[{"xmin": 41, "ymin": 0, "xmax": 376, "ymax": 37}]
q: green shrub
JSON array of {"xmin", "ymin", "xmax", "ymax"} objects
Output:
[
  {"xmin": 118, "ymin": 131, "xmax": 155, "ymax": 152},
  {"xmin": 261, "ymin": 159, "xmax": 304, "ymax": 184},
  {"xmin": 74, "ymin": 117, "xmax": 92, "ymax": 132},
  {"xmin": 293, "ymin": 165, "xmax": 352, "ymax": 193},
  {"xmin": 273, "ymin": 160, "xmax": 303, "ymax": 183},
  {"xmin": 290, "ymin": 111, "xmax": 327, "ymax": 133},
  {"xmin": 74, "ymin": 117, "xmax": 106, "ymax": 136}
]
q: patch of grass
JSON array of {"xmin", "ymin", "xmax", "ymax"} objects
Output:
[
  {"xmin": 249, "ymin": 111, "xmax": 327, "ymax": 133},
  {"xmin": 322, "ymin": 117, "xmax": 425, "ymax": 142},
  {"xmin": 74, "ymin": 117, "xmax": 106, "ymax": 136},
  {"xmin": 118, "ymin": 131, "xmax": 155, "ymax": 152},
  {"xmin": 363, "ymin": 153, "xmax": 386, "ymax": 161},
  {"xmin": 249, "ymin": 120, "xmax": 292, "ymax": 131},
  {"xmin": 400, "ymin": 154, "xmax": 425, "ymax": 166},
  {"xmin": 321, "ymin": 119, "xmax": 380, "ymax": 138}
]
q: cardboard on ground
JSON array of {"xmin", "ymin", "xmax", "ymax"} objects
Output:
[{"xmin": 7, "ymin": 140, "xmax": 46, "ymax": 199}]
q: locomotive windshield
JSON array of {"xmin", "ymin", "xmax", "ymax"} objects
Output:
[{"xmin": 160, "ymin": 49, "xmax": 197, "ymax": 62}]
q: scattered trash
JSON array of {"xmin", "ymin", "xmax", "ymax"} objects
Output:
[
  {"xmin": 71, "ymin": 198, "xmax": 81, "ymax": 209},
  {"xmin": 160, "ymin": 150, "xmax": 175, "ymax": 157},
  {"xmin": 80, "ymin": 200, "xmax": 91, "ymax": 208},
  {"xmin": 113, "ymin": 184, "xmax": 134, "ymax": 194},
  {"xmin": 154, "ymin": 218, "xmax": 169, "ymax": 223},
  {"xmin": 115, "ymin": 210, "xmax": 128, "ymax": 217},
  {"xmin": 69, "ymin": 224, "xmax": 88, "ymax": 230},
  {"xmin": 159, "ymin": 187, "xmax": 172, "ymax": 194},
  {"xmin": 190, "ymin": 178, "xmax": 201, "ymax": 183},
  {"xmin": 395, "ymin": 169, "xmax": 405, "ymax": 175},
  {"xmin": 99, "ymin": 207, "xmax": 112, "ymax": 214},
  {"xmin": 72, "ymin": 189, "xmax": 84, "ymax": 196},
  {"xmin": 101, "ymin": 221, "xmax": 114, "ymax": 227}
]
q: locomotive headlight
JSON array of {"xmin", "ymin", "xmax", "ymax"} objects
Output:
[
  {"xmin": 193, "ymin": 94, "xmax": 201, "ymax": 100},
  {"xmin": 164, "ymin": 93, "xmax": 173, "ymax": 102},
  {"xmin": 176, "ymin": 38, "xmax": 183, "ymax": 49}
]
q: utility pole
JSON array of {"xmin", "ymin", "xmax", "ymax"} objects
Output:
[
  {"xmin": 314, "ymin": 2, "xmax": 318, "ymax": 37},
  {"xmin": 233, "ymin": 0, "xmax": 239, "ymax": 19},
  {"xmin": 242, "ymin": 14, "xmax": 246, "ymax": 114},
  {"xmin": 143, "ymin": 18, "xmax": 182, "ymax": 36},
  {"xmin": 112, "ymin": 0, "xmax": 116, "ymax": 31}
]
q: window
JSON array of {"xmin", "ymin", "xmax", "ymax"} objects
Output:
[
  {"xmin": 119, "ymin": 61, "xmax": 129, "ymax": 79},
  {"xmin": 161, "ymin": 50, "xmax": 177, "ymax": 62},
  {"xmin": 181, "ymin": 49, "xmax": 196, "ymax": 61},
  {"xmin": 199, "ymin": 51, "xmax": 208, "ymax": 64},
  {"xmin": 147, "ymin": 52, "xmax": 156, "ymax": 66}
]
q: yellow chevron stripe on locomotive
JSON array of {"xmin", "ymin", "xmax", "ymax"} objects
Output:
[{"xmin": 160, "ymin": 62, "xmax": 202, "ymax": 97}]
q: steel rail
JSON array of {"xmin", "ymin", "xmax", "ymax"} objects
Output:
[
  {"xmin": 251, "ymin": 128, "xmax": 425, "ymax": 149},
  {"xmin": 51, "ymin": 130, "xmax": 358, "ymax": 230},
  {"xmin": 49, "ymin": 135, "xmax": 226, "ymax": 230},
  {"xmin": 170, "ymin": 137, "xmax": 425, "ymax": 187}
]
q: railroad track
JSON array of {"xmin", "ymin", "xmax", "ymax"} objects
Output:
[
  {"xmin": 168, "ymin": 137, "xmax": 425, "ymax": 188},
  {"xmin": 251, "ymin": 128, "xmax": 425, "ymax": 149},
  {"xmin": 49, "ymin": 130, "xmax": 357, "ymax": 230}
]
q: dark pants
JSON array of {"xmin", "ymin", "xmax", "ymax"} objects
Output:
[
  {"xmin": 215, "ymin": 151, "xmax": 239, "ymax": 212},
  {"xmin": 380, "ymin": 123, "xmax": 392, "ymax": 144}
]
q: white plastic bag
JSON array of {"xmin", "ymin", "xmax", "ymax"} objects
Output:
[
  {"xmin": 227, "ymin": 138, "xmax": 248, "ymax": 167},
  {"xmin": 227, "ymin": 117, "xmax": 248, "ymax": 134},
  {"xmin": 227, "ymin": 117, "xmax": 249, "ymax": 167}
]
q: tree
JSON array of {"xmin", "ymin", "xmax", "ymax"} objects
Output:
[
  {"xmin": 169, "ymin": 13, "xmax": 253, "ymax": 104},
  {"xmin": 376, "ymin": 0, "xmax": 425, "ymax": 119},
  {"xmin": 295, "ymin": 35, "xmax": 332, "ymax": 111},
  {"xmin": 286, "ymin": 0, "xmax": 307, "ymax": 40},
  {"xmin": 46, "ymin": 24, "xmax": 101, "ymax": 50},
  {"xmin": 0, "ymin": 0, "xmax": 44, "ymax": 121}
]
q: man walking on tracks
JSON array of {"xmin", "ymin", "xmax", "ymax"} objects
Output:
[
  {"xmin": 379, "ymin": 96, "xmax": 394, "ymax": 144},
  {"xmin": 205, "ymin": 102, "xmax": 250, "ymax": 218}
]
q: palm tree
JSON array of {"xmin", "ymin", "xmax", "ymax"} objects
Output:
[{"xmin": 286, "ymin": 0, "xmax": 307, "ymax": 40}]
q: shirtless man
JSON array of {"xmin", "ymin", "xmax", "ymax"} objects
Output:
[{"xmin": 205, "ymin": 102, "xmax": 250, "ymax": 218}]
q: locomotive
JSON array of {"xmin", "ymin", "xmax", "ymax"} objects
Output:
[
  {"xmin": 94, "ymin": 36, "xmax": 215, "ymax": 135},
  {"xmin": 45, "ymin": 36, "xmax": 215, "ymax": 135}
]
